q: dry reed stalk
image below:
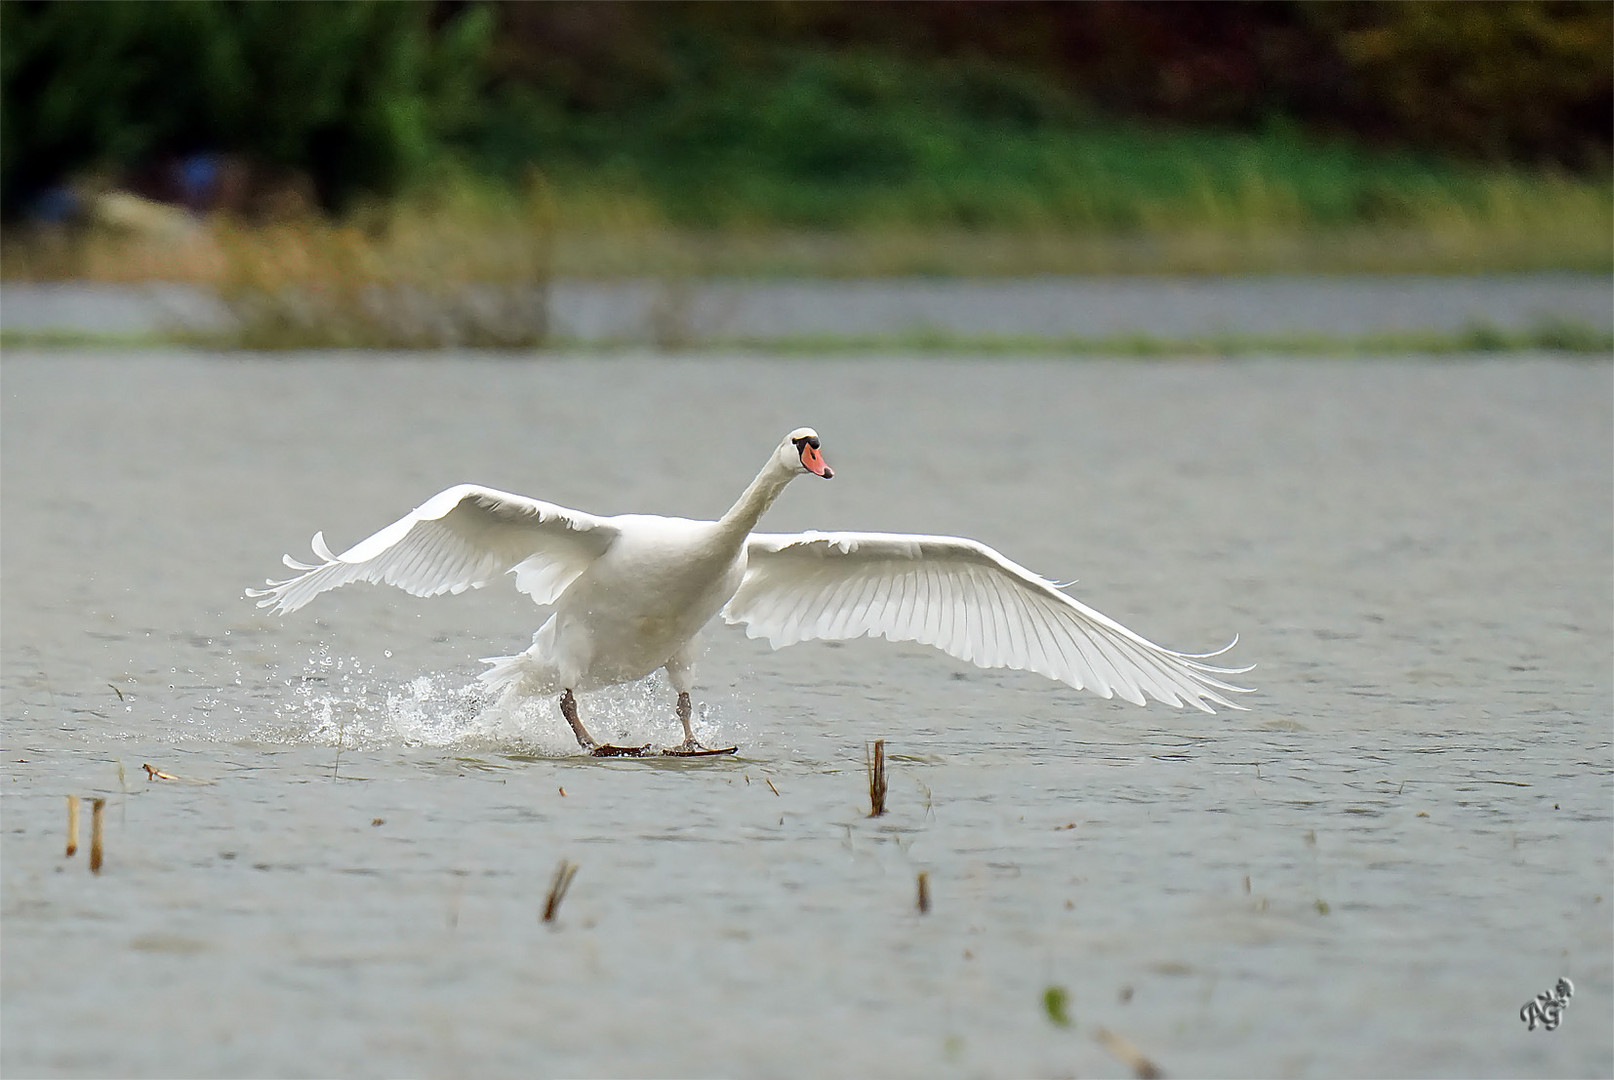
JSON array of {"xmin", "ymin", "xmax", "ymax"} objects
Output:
[
  {"xmin": 765, "ymin": 778, "xmax": 779, "ymax": 797},
  {"xmin": 1094, "ymin": 1026, "xmax": 1163, "ymax": 1079},
  {"xmin": 65, "ymin": 795, "xmax": 79, "ymax": 857},
  {"xmin": 866, "ymin": 740, "xmax": 887, "ymax": 817},
  {"xmin": 542, "ymin": 860, "xmax": 578, "ymax": 923},
  {"xmin": 916, "ymin": 871, "xmax": 930, "ymax": 914},
  {"xmin": 209, "ymin": 189, "xmax": 553, "ymax": 350},
  {"xmin": 89, "ymin": 798, "xmax": 106, "ymax": 873}
]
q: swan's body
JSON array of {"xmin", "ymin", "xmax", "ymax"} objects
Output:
[{"xmin": 250, "ymin": 429, "xmax": 1252, "ymax": 754}]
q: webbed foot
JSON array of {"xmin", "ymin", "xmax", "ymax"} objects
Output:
[
  {"xmin": 589, "ymin": 743, "xmax": 653, "ymax": 758},
  {"xmin": 661, "ymin": 739, "xmax": 738, "ymax": 757}
]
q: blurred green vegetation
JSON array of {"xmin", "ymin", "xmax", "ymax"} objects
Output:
[
  {"xmin": 487, "ymin": 48, "xmax": 1607, "ymax": 233},
  {"xmin": 1, "ymin": 0, "xmax": 493, "ymax": 215},
  {"xmin": 470, "ymin": 1, "xmax": 1611, "ymax": 232},
  {"xmin": 476, "ymin": 1, "xmax": 1612, "ymax": 170},
  {"xmin": 2, "ymin": 0, "xmax": 1609, "ymax": 275}
]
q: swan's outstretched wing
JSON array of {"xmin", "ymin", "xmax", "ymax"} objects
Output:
[
  {"xmin": 248, "ymin": 485, "xmax": 618, "ymax": 615},
  {"xmin": 726, "ymin": 531, "xmax": 1253, "ymax": 713}
]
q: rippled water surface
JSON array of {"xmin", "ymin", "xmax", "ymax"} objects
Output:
[{"xmin": 3, "ymin": 350, "xmax": 1610, "ymax": 1078}]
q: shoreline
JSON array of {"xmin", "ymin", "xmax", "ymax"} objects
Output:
[{"xmin": 3, "ymin": 273, "xmax": 1610, "ymax": 355}]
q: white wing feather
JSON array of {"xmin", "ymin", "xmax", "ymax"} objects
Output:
[
  {"xmin": 725, "ymin": 531, "xmax": 1253, "ymax": 713},
  {"xmin": 247, "ymin": 485, "xmax": 617, "ymax": 615}
]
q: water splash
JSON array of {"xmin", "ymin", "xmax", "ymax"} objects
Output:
[{"xmin": 254, "ymin": 645, "xmax": 745, "ymax": 755}]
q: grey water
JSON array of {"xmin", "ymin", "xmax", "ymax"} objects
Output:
[
  {"xmin": 2, "ymin": 349, "xmax": 1610, "ymax": 1078},
  {"xmin": 4, "ymin": 273, "xmax": 1612, "ymax": 343}
]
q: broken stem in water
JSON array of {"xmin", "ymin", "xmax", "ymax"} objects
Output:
[
  {"xmin": 1094, "ymin": 1026, "xmax": 1163, "ymax": 1079},
  {"xmin": 543, "ymin": 859, "xmax": 578, "ymax": 923},
  {"xmin": 65, "ymin": 795, "xmax": 79, "ymax": 857},
  {"xmin": 89, "ymin": 798, "xmax": 106, "ymax": 873},
  {"xmin": 333, "ymin": 712, "xmax": 345, "ymax": 779},
  {"xmin": 867, "ymin": 739, "xmax": 888, "ymax": 817}
]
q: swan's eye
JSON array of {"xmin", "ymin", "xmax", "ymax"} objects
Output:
[{"xmin": 792, "ymin": 435, "xmax": 820, "ymax": 451}]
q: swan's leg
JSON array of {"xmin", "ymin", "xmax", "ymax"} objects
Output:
[
  {"xmin": 560, "ymin": 689, "xmax": 648, "ymax": 758},
  {"xmin": 559, "ymin": 689, "xmax": 596, "ymax": 749},
  {"xmin": 676, "ymin": 691, "xmax": 697, "ymax": 746},
  {"xmin": 660, "ymin": 652, "xmax": 736, "ymax": 756}
]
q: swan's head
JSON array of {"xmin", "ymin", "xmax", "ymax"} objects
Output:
[{"xmin": 783, "ymin": 427, "xmax": 833, "ymax": 479}]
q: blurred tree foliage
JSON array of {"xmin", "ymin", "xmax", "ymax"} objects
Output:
[
  {"xmin": 468, "ymin": 0, "xmax": 1610, "ymax": 227},
  {"xmin": 0, "ymin": 0, "xmax": 491, "ymax": 216},
  {"xmin": 475, "ymin": 0, "xmax": 1611, "ymax": 169},
  {"xmin": 2, "ymin": 0, "xmax": 1607, "ymax": 222},
  {"xmin": 1309, "ymin": 2, "xmax": 1612, "ymax": 165}
]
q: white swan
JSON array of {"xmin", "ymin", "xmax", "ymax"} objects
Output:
[{"xmin": 249, "ymin": 428, "xmax": 1252, "ymax": 755}]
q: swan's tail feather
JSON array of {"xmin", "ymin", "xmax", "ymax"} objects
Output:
[{"xmin": 478, "ymin": 651, "xmax": 554, "ymax": 700}]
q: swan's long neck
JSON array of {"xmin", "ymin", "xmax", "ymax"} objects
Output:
[{"xmin": 717, "ymin": 456, "xmax": 794, "ymax": 539}]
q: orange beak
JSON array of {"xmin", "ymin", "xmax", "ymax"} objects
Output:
[{"xmin": 800, "ymin": 443, "xmax": 833, "ymax": 478}]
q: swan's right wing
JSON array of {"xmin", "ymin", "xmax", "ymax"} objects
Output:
[
  {"xmin": 248, "ymin": 485, "xmax": 617, "ymax": 614},
  {"xmin": 726, "ymin": 531, "xmax": 1253, "ymax": 713}
]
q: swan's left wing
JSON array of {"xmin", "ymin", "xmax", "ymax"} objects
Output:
[
  {"xmin": 725, "ymin": 531, "xmax": 1253, "ymax": 713},
  {"xmin": 248, "ymin": 485, "xmax": 617, "ymax": 615}
]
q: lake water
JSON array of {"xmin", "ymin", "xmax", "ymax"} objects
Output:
[
  {"xmin": 3, "ymin": 349, "xmax": 1610, "ymax": 1078},
  {"xmin": 4, "ymin": 273, "xmax": 1612, "ymax": 343}
]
